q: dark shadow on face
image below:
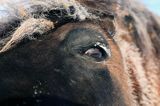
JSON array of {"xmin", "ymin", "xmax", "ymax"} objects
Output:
[{"xmin": 0, "ymin": 28, "xmax": 126, "ymax": 106}]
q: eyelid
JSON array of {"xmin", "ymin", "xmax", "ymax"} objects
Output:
[
  {"xmin": 94, "ymin": 42, "xmax": 111, "ymax": 58},
  {"xmin": 72, "ymin": 42, "xmax": 111, "ymax": 58}
]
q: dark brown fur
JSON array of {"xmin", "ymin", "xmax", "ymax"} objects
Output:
[{"xmin": 0, "ymin": 0, "xmax": 160, "ymax": 105}]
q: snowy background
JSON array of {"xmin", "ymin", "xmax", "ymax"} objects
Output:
[{"xmin": 141, "ymin": 0, "xmax": 160, "ymax": 16}]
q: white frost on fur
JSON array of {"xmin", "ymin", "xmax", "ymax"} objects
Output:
[
  {"xmin": 29, "ymin": 0, "xmax": 93, "ymax": 20},
  {"xmin": 0, "ymin": 0, "xmax": 94, "ymax": 21}
]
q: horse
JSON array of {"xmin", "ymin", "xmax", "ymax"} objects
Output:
[{"xmin": 0, "ymin": 0, "xmax": 160, "ymax": 105}]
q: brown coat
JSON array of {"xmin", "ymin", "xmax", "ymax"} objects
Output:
[{"xmin": 0, "ymin": 0, "xmax": 160, "ymax": 105}]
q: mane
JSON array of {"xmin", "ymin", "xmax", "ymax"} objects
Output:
[
  {"xmin": 0, "ymin": 0, "xmax": 160, "ymax": 105},
  {"xmin": 114, "ymin": 0, "xmax": 160, "ymax": 105}
]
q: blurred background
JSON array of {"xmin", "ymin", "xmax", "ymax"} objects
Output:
[{"xmin": 141, "ymin": 0, "xmax": 160, "ymax": 16}]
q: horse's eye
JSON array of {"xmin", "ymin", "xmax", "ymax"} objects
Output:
[
  {"xmin": 65, "ymin": 28, "xmax": 111, "ymax": 62},
  {"xmin": 78, "ymin": 42, "xmax": 111, "ymax": 62},
  {"xmin": 85, "ymin": 48, "xmax": 103, "ymax": 59}
]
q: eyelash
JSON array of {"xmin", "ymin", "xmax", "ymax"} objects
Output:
[{"xmin": 73, "ymin": 42, "xmax": 111, "ymax": 61}]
